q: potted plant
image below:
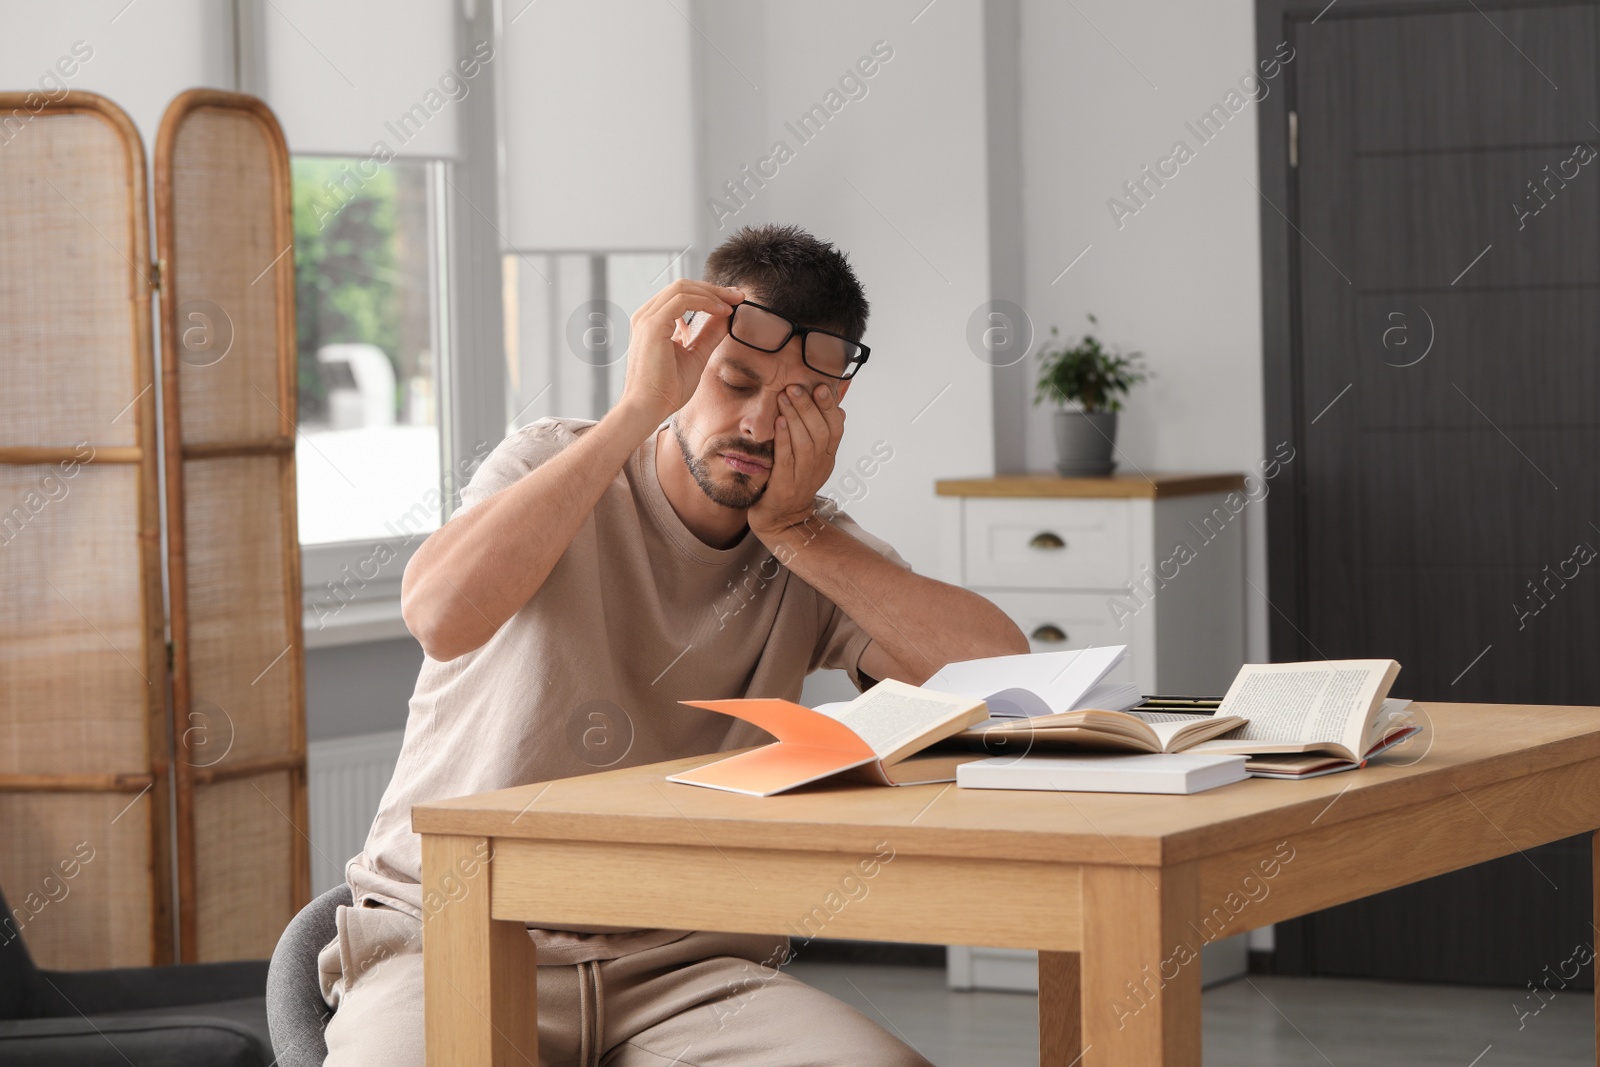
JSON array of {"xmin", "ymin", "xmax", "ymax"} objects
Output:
[{"xmin": 1033, "ymin": 314, "xmax": 1149, "ymax": 476}]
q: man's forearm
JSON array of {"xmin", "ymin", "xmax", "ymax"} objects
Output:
[
  {"xmin": 762, "ymin": 515, "xmax": 1028, "ymax": 684},
  {"xmin": 401, "ymin": 401, "xmax": 661, "ymax": 660}
]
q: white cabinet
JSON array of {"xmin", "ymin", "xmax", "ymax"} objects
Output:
[
  {"xmin": 934, "ymin": 473, "xmax": 1251, "ymax": 991},
  {"xmin": 963, "ymin": 497, "xmax": 1133, "ymax": 590},
  {"xmin": 934, "ymin": 475, "xmax": 1248, "ymax": 697}
]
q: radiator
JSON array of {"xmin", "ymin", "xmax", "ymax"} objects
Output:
[{"xmin": 306, "ymin": 729, "xmax": 406, "ymax": 895}]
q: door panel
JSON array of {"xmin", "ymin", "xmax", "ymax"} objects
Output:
[
  {"xmin": 1354, "ymin": 7, "xmax": 1597, "ymax": 152},
  {"xmin": 1271, "ymin": 0, "xmax": 1599, "ymax": 985},
  {"xmin": 1353, "ymin": 290, "xmax": 1600, "ymax": 426},
  {"xmin": 1354, "ymin": 149, "xmax": 1600, "ymax": 287}
]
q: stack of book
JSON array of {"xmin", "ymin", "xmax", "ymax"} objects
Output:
[
  {"xmin": 667, "ymin": 648, "xmax": 1418, "ymax": 798},
  {"xmin": 667, "ymin": 646, "xmax": 1137, "ymax": 796}
]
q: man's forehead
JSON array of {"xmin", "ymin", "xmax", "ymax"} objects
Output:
[{"xmin": 741, "ymin": 292, "xmax": 830, "ymax": 334}]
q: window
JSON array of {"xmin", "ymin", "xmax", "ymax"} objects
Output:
[{"xmin": 291, "ymin": 156, "xmax": 448, "ymax": 547}]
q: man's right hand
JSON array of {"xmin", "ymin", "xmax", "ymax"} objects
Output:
[{"xmin": 619, "ymin": 280, "xmax": 746, "ymax": 425}]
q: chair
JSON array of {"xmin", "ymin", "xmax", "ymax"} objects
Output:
[
  {"xmin": 0, "ymin": 881, "xmax": 272, "ymax": 1065},
  {"xmin": 266, "ymin": 883, "xmax": 351, "ymax": 1067}
]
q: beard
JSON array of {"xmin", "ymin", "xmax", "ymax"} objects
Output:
[{"xmin": 670, "ymin": 418, "xmax": 771, "ymax": 510}]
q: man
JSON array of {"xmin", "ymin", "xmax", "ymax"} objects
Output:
[{"xmin": 319, "ymin": 223, "xmax": 1028, "ymax": 1066}]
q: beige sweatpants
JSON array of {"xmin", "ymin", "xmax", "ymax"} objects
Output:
[{"xmin": 317, "ymin": 902, "xmax": 932, "ymax": 1067}]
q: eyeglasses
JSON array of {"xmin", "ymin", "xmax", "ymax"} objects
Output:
[{"xmin": 725, "ymin": 299, "xmax": 870, "ymax": 381}]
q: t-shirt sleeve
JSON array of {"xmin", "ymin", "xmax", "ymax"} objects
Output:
[
  {"xmin": 452, "ymin": 419, "xmax": 577, "ymax": 518},
  {"xmin": 810, "ymin": 504, "xmax": 915, "ymax": 692}
]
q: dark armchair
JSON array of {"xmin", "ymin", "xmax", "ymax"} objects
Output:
[{"xmin": 1, "ymin": 881, "xmax": 273, "ymax": 1066}]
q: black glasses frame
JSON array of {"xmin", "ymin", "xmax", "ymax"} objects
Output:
[{"xmin": 726, "ymin": 298, "xmax": 871, "ymax": 381}]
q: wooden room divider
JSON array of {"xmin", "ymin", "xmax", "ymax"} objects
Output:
[
  {"xmin": 155, "ymin": 89, "xmax": 309, "ymax": 963},
  {"xmin": 0, "ymin": 91, "xmax": 174, "ymax": 971},
  {"xmin": 0, "ymin": 88, "xmax": 309, "ymax": 969}
]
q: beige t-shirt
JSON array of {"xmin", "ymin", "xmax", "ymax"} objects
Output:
[{"xmin": 344, "ymin": 416, "xmax": 911, "ymax": 965}]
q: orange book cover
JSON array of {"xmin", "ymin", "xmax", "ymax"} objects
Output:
[{"xmin": 667, "ymin": 680, "xmax": 988, "ymax": 797}]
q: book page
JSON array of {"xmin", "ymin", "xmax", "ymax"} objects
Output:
[
  {"xmin": 924, "ymin": 647, "xmax": 1126, "ymax": 716},
  {"xmin": 1128, "ymin": 711, "xmax": 1214, "ymax": 725},
  {"xmin": 970, "ymin": 724, "xmax": 1159, "ymax": 754},
  {"xmin": 1362, "ymin": 698, "xmax": 1417, "ymax": 754},
  {"xmin": 1206, "ymin": 660, "xmax": 1396, "ymax": 757},
  {"xmin": 819, "ymin": 680, "xmax": 985, "ymax": 763},
  {"xmin": 974, "ymin": 687, "xmax": 1052, "ymax": 719},
  {"xmin": 1142, "ymin": 715, "xmax": 1248, "ymax": 752},
  {"xmin": 1079, "ymin": 680, "xmax": 1144, "ymax": 712}
]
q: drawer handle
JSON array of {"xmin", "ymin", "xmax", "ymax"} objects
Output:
[
  {"xmin": 1030, "ymin": 624, "xmax": 1068, "ymax": 643},
  {"xmin": 1028, "ymin": 531, "xmax": 1066, "ymax": 550}
]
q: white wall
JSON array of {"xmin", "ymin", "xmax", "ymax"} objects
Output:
[
  {"xmin": 500, "ymin": 0, "xmax": 695, "ymax": 249},
  {"xmin": 0, "ymin": 0, "xmax": 233, "ymax": 155},
  {"xmin": 1016, "ymin": 0, "xmax": 1271, "ymax": 661},
  {"xmin": 1013, "ymin": 0, "xmax": 1275, "ymax": 951},
  {"xmin": 692, "ymin": 0, "xmax": 996, "ymax": 580}
]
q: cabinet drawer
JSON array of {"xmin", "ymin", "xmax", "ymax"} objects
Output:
[
  {"xmin": 962, "ymin": 498, "xmax": 1132, "ymax": 589},
  {"xmin": 977, "ymin": 589, "xmax": 1137, "ymax": 685}
]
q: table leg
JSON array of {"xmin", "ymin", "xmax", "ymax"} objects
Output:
[
  {"xmin": 1593, "ymin": 831, "xmax": 1599, "ymax": 1067},
  {"xmin": 1039, "ymin": 951, "xmax": 1081, "ymax": 1065},
  {"xmin": 1078, "ymin": 865, "xmax": 1201, "ymax": 1066},
  {"xmin": 422, "ymin": 834, "xmax": 539, "ymax": 1067}
]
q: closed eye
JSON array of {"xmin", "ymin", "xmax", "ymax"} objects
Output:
[{"xmin": 720, "ymin": 377, "xmax": 758, "ymax": 394}]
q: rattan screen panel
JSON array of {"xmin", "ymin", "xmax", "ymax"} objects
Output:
[
  {"xmin": 168, "ymin": 106, "xmax": 287, "ymax": 446},
  {"xmin": 182, "ymin": 456, "xmax": 295, "ymax": 763},
  {"xmin": 0, "ymin": 792, "xmax": 159, "ymax": 970},
  {"xmin": 156, "ymin": 90, "xmax": 308, "ymax": 961},
  {"xmin": 0, "ymin": 465, "xmax": 147, "ymax": 777},
  {"xmin": 0, "ymin": 113, "xmax": 143, "ymax": 449},
  {"xmin": 192, "ymin": 771, "xmax": 298, "ymax": 961},
  {"xmin": 0, "ymin": 92, "xmax": 171, "ymax": 968}
]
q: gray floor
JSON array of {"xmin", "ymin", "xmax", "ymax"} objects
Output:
[{"xmin": 787, "ymin": 962, "xmax": 1594, "ymax": 1066}]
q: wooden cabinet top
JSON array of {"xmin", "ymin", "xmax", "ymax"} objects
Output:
[{"xmin": 934, "ymin": 472, "xmax": 1246, "ymax": 500}]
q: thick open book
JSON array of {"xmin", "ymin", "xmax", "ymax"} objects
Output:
[
  {"xmin": 666, "ymin": 679, "xmax": 990, "ymax": 797},
  {"xmin": 924, "ymin": 646, "xmax": 1141, "ymax": 720},
  {"xmin": 1188, "ymin": 659, "xmax": 1413, "ymax": 764},
  {"xmin": 1242, "ymin": 701, "xmax": 1418, "ymax": 778},
  {"xmin": 952, "ymin": 706, "xmax": 1246, "ymax": 755}
]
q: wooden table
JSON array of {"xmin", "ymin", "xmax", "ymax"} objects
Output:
[{"xmin": 412, "ymin": 703, "xmax": 1600, "ymax": 1066}]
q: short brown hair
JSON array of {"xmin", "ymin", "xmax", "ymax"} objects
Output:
[{"xmin": 703, "ymin": 223, "xmax": 869, "ymax": 343}]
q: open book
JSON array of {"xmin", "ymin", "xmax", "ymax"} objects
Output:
[
  {"xmin": 1187, "ymin": 659, "xmax": 1414, "ymax": 764},
  {"xmin": 924, "ymin": 646, "xmax": 1141, "ymax": 721},
  {"xmin": 953, "ymin": 706, "xmax": 1247, "ymax": 755},
  {"xmin": 666, "ymin": 679, "xmax": 990, "ymax": 797},
  {"xmin": 1240, "ymin": 711, "xmax": 1415, "ymax": 778}
]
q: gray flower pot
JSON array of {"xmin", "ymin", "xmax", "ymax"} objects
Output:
[{"xmin": 1052, "ymin": 409, "xmax": 1117, "ymax": 477}]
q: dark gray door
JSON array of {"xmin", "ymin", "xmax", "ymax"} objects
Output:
[{"xmin": 1267, "ymin": 1, "xmax": 1598, "ymax": 985}]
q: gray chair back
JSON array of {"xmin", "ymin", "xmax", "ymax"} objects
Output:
[{"xmin": 266, "ymin": 884, "xmax": 351, "ymax": 1067}]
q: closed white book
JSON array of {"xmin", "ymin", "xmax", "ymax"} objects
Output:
[{"xmin": 955, "ymin": 752, "xmax": 1249, "ymax": 795}]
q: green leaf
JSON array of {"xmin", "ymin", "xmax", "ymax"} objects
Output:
[{"xmin": 1031, "ymin": 313, "xmax": 1150, "ymax": 413}]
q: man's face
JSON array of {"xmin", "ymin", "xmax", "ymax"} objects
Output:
[{"xmin": 670, "ymin": 297, "xmax": 850, "ymax": 511}]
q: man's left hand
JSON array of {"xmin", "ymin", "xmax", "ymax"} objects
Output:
[{"xmin": 749, "ymin": 382, "xmax": 845, "ymax": 539}]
